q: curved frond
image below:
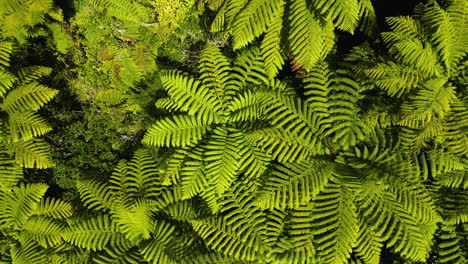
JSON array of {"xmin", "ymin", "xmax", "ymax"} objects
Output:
[
  {"xmin": 76, "ymin": 180, "xmax": 112, "ymax": 212},
  {"xmin": 8, "ymin": 139, "xmax": 53, "ymax": 168},
  {"xmin": 63, "ymin": 214, "xmax": 130, "ymax": 251},
  {"xmin": 33, "ymin": 197, "xmax": 73, "ymax": 220},
  {"xmin": 1, "ymin": 183, "xmax": 48, "ymax": 229},
  {"xmin": 160, "ymin": 70, "xmax": 221, "ymax": 122},
  {"xmin": 2, "ymin": 82, "xmax": 58, "ymax": 113},
  {"xmin": 311, "ymin": 182, "xmax": 358, "ymax": 264},
  {"xmin": 231, "ymin": 0, "xmax": 284, "ymax": 50},
  {"xmin": 143, "ymin": 115, "xmax": 211, "ymax": 147}
]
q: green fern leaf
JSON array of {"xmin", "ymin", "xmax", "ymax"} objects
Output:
[
  {"xmin": 1, "ymin": 82, "xmax": 58, "ymax": 113},
  {"xmin": 33, "ymin": 197, "xmax": 73, "ymax": 220},
  {"xmin": 311, "ymin": 182, "xmax": 358, "ymax": 264}
]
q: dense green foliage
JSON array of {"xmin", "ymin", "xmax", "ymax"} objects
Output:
[{"xmin": 0, "ymin": 0, "xmax": 467, "ymax": 263}]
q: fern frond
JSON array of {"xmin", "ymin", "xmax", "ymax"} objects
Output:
[
  {"xmin": 204, "ymin": 127, "xmax": 241, "ymax": 195},
  {"xmin": 22, "ymin": 216, "xmax": 65, "ymax": 248},
  {"xmin": 289, "ymin": 0, "xmax": 334, "ymax": 71},
  {"xmin": 0, "ymin": 68, "xmax": 16, "ymax": 98},
  {"xmin": 33, "ymin": 197, "xmax": 73, "ymax": 220},
  {"xmin": 63, "ymin": 214, "xmax": 130, "ymax": 251},
  {"xmin": 160, "ymin": 70, "xmax": 221, "ymax": 122},
  {"xmin": 8, "ymin": 111, "xmax": 52, "ymax": 141},
  {"xmin": 420, "ymin": 0, "xmax": 467, "ymax": 76},
  {"xmin": 0, "ymin": 153, "xmax": 22, "ymax": 191},
  {"xmin": 228, "ymin": 90, "xmax": 263, "ymax": 122},
  {"xmin": 231, "ymin": 0, "xmax": 284, "ymax": 50},
  {"xmin": 311, "ymin": 182, "xmax": 358, "ymax": 264},
  {"xmin": 95, "ymin": 89, "xmax": 127, "ymax": 106},
  {"xmin": 8, "ymin": 139, "xmax": 53, "ymax": 168},
  {"xmin": 310, "ymin": 0, "xmax": 360, "ymax": 33},
  {"xmin": 0, "ymin": 42, "xmax": 14, "ymax": 67},
  {"xmin": 139, "ymin": 220, "xmax": 178, "ymax": 264},
  {"xmin": 10, "ymin": 238, "xmax": 48, "ymax": 264},
  {"xmin": 260, "ymin": 2, "xmax": 285, "ymax": 78},
  {"xmin": 436, "ymin": 222, "xmax": 467, "ymax": 264},
  {"xmin": 1, "ymin": 183, "xmax": 48, "ymax": 229},
  {"xmin": 354, "ymin": 217, "xmax": 383, "ymax": 264},
  {"xmin": 112, "ymin": 199, "xmax": 153, "ymax": 241},
  {"xmin": 143, "ymin": 115, "xmax": 211, "ymax": 147},
  {"xmin": 198, "ymin": 44, "xmax": 232, "ymax": 108},
  {"xmin": 244, "ymin": 128, "xmax": 316, "ymax": 162},
  {"xmin": 76, "ymin": 180, "xmax": 112, "ymax": 211},
  {"xmin": 399, "ymin": 79, "xmax": 456, "ymax": 127},
  {"xmin": 89, "ymin": 0, "xmax": 148, "ymax": 23},
  {"xmin": 124, "ymin": 149, "xmax": 161, "ymax": 199},
  {"xmin": 1, "ymin": 82, "xmax": 58, "ymax": 113},
  {"xmin": 255, "ymin": 160, "xmax": 333, "ymax": 209},
  {"xmin": 16, "ymin": 66, "xmax": 52, "ymax": 84}
]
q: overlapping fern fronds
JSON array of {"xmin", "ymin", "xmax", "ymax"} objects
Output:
[{"xmin": 211, "ymin": 0, "xmax": 377, "ymax": 76}]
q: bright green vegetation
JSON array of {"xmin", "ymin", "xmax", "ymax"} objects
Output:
[{"xmin": 0, "ymin": 0, "xmax": 467, "ymax": 263}]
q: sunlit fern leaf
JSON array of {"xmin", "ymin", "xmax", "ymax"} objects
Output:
[
  {"xmin": 1, "ymin": 82, "xmax": 58, "ymax": 113},
  {"xmin": 124, "ymin": 149, "xmax": 161, "ymax": 199},
  {"xmin": 244, "ymin": 128, "xmax": 317, "ymax": 162},
  {"xmin": 93, "ymin": 246, "xmax": 144, "ymax": 264},
  {"xmin": 0, "ymin": 42, "xmax": 13, "ymax": 67},
  {"xmin": 237, "ymin": 136, "xmax": 271, "ymax": 180},
  {"xmin": 232, "ymin": 0, "xmax": 283, "ymax": 50},
  {"xmin": 419, "ymin": 0, "xmax": 468, "ymax": 77},
  {"xmin": 139, "ymin": 220, "xmax": 177, "ymax": 264},
  {"xmin": 10, "ymin": 238, "xmax": 48, "ymax": 264},
  {"xmin": 399, "ymin": 79, "xmax": 456, "ymax": 126},
  {"xmin": 1, "ymin": 183, "xmax": 48, "ymax": 230},
  {"xmin": 436, "ymin": 222, "xmax": 467, "ymax": 264},
  {"xmin": 89, "ymin": 0, "xmax": 148, "ymax": 23},
  {"xmin": 0, "ymin": 68, "xmax": 16, "ymax": 98},
  {"xmin": 8, "ymin": 139, "xmax": 53, "ymax": 168},
  {"xmin": 180, "ymin": 159, "xmax": 206, "ymax": 200},
  {"xmin": 260, "ymin": 91, "xmax": 321, "ymax": 144},
  {"xmin": 439, "ymin": 172, "xmax": 468, "ymax": 189},
  {"xmin": 382, "ymin": 19, "xmax": 442, "ymax": 76},
  {"xmin": 15, "ymin": 66, "xmax": 52, "ymax": 84},
  {"xmin": 363, "ymin": 62, "xmax": 427, "ymax": 97},
  {"xmin": 143, "ymin": 115, "xmax": 212, "ymax": 147},
  {"xmin": 289, "ymin": 0, "xmax": 333, "ymax": 71},
  {"xmin": 109, "ymin": 160, "xmax": 128, "ymax": 194},
  {"xmin": 273, "ymin": 203, "xmax": 315, "ymax": 264},
  {"xmin": 361, "ymin": 189, "xmax": 429, "ymax": 261},
  {"xmin": 155, "ymin": 98, "xmax": 183, "ymax": 113},
  {"xmin": 311, "ymin": 182, "xmax": 358, "ymax": 264},
  {"xmin": 260, "ymin": 2, "xmax": 284, "ymax": 78},
  {"xmin": 310, "ymin": 0, "xmax": 360, "ymax": 33},
  {"xmin": 354, "ymin": 217, "xmax": 383, "ymax": 264},
  {"xmin": 390, "ymin": 182, "xmax": 441, "ymax": 224},
  {"xmin": 95, "ymin": 89, "xmax": 127, "ymax": 106},
  {"xmin": 113, "ymin": 199, "xmax": 153, "ymax": 241},
  {"xmin": 198, "ymin": 44, "xmax": 232, "ymax": 107},
  {"xmin": 255, "ymin": 160, "xmax": 333, "ymax": 209},
  {"xmin": 76, "ymin": 180, "xmax": 112, "ymax": 212},
  {"xmin": 33, "ymin": 197, "xmax": 73, "ymax": 220},
  {"xmin": 303, "ymin": 61, "xmax": 333, "ymax": 130},
  {"xmin": 8, "ymin": 111, "xmax": 52, "ymax": 142},
  {"xmin": 191, "ymin": 185, "xmax": 267, "ymax": 261},
  {"xmin": 443, "ymin": 99, "xmax": 468, "ymax": 156},
  {"xmin": 357, "ymin": 0, "xmax": 378, "ymax": 37},
  {"xmin": 326, "ymin": 73, "xmax": 369, "ymax": 150},
  {"xmin": 228, "ymin": 90, "xmax": 263, "ymax": 122},
  {"xmin": 22, "ymin": 216, "xmax": 65, "ymax": 248},
  {"xmin": 0, "ymin": 153, "xmax": 22, "ymax": 191},
  {"xmin": 162, "ymin": 199, "xmax": 206, "ymax": 221},
  {"xmin": 204, "ymin": 127, "xmax": 241, "ymax": 195},
  {"xmin": 231, "ymin": 47, "xmax": 269, "ymax": 87},
  {"xmin": 263, "ymin": 208, "xmax": 287, "ymax": 247},
  {"xmin": 63, "ymin": 214, "xmax": 131, "ymax": 251},
  {"xmin": 160, "ymin": 70, "xmax": 221, "ymax": 122}
]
